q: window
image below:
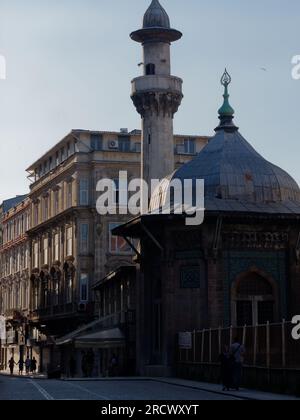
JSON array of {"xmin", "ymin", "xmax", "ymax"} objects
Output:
[
  {"xmin": 66, "ymin": 273, "xmax": 73, "ymax": 304},
  {"xmin": 66, "ymin": 227, "xmax": 73, "ymax": 256},
  {"xmin": 91, "ymin": 134, "xmax": 103, "ymax": 151},
  {"xmin": 33, "ymin": 242, "xmax": 39, "ymax": 268},
  {"xmin": 43, "ymin": 196, "xmax": 49, "ymax": 221},
  {"xmin": 43, "ymin": 238, "xmax": 48, "ymax": 265},
  {"xmin": 146, "ymin": 63, "xmax": 156, "ymax": 75},
  {"xmin": 112, "ymin": 178, "xmax": 127, "ymax": 208},
  {"xmin": 60, "ymin": 148, "xmax": 65, "ymax": 162},
  {"xmin": 235, "ymin": 273, "xmax": 275, "ymax": 326},
  {"xmin": 67, "ymin": 182, "xmax": 73, "ymax": 208},
  {"xmin": 54, "ymin": 278, "xmax": 59, "ymax": 306},
  {"xmin": 54, "ymin": 233, "xmax": 60, "ymax": 261},
  {"xmin": 34, "ymin": 204, "xmax": 39, "ymax": 226},
  {"xmin": 113, "ymin": 179, "xmax": 120, "ymax": 205},
  {"xmin": 237, "ymin": 301, "xmax": 253, "ymax": 327},
  {"xmin": 184, "ymin": 139, "xmax": 196, "ymax": 155},
  {"xmin": 118, "ymin": 137, "xmax": 131, "ymax": 153},
  {"xmin": 80, "ymin": 223, "xmax": 89, "ymax": 254},
  {"xmin": 79, "ymin": 179, "xmax": 89, "ymax": 205},
  {"xmin": 54, "ymin": 190, "xmax": 59, "ymax": 215},
  {"xmin": 109, "ymin": 223, "xmax": 133, "ymax": 254},
  {"xmin": 80, "ymin": 273, "xmax": 89, "ymax": 302}
]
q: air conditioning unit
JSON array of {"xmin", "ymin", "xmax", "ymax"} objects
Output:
[
  {"xmin": 78, "ymin": 302, "xmax": 87, "ymax": 313},
  {"xmin": 108, "ymin": 140, "xmax": 119, "ymax": 150}
]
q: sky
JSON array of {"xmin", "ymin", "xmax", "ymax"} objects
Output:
[{"xmin": 0, "ymin": 0, "xmax": 300, "ymax": 202}]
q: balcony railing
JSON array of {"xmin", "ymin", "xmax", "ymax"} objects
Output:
[{"xmin": 31, "ymin": 303, "xmax": 77, "ymax": 320}]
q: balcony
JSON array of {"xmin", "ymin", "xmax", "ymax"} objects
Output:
[
  {"xmin": 131, "ymin": 75, "xmax": 183, "ymax": 96},
  {"xmin": 31, "ymin": 302, "xmax": 94, "ymax": 321}
]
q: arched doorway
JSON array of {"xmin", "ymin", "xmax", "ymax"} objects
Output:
[{"xmin": 232, "ymin": 272, "xmax": 277, "ymax": 326}]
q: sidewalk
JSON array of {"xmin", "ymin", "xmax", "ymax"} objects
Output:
[
  {"xmin": 0, "ymin": 369, "xmax": 46, "ymax": 379},
  {"xmin": 154, "ymin": 378, "xmax": 299, "ymax": 401}
]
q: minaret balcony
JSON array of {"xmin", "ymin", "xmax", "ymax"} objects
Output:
[{"xmin": 131, "ymin": 75, "xmax": 182, "ymax": 96}]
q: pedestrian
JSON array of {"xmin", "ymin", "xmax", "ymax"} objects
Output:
[
  {"xmin": 31, "ymin": 357, "xmax": 37, "ymax": 374},
  {"xmin": 69, "ymin": 356, "xmax": 76, "ymax": 378},
  {"xmin": 219, "ymin": 345, "xmax": 232, "ymax": 391},
  {"xmin": 230, "ymin": 337, "xmax": 245, "ymax": 391},
  {"xmin": 25, "ymin": 357, "xmax": 31, "ymax": 375},
  {"xmin": 8, "ymin": 357, "xmax": 15, "ymax": 376},
  {"xmin": 18, "ymin": 358, "xmax": 25, "ymax": 376}
]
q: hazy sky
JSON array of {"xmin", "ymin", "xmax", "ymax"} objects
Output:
[{"xmin": 0, "ymin": 0, "xmax": 300, "ymax": 202}]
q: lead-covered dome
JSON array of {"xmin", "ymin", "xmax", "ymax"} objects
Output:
[
  {"xmin": 143, "ymin": 0, "xmax": 171, "ymax": 29},
  {"xmin": 150, "ymin": 71, "xmax": 300, "ymax": 214}
]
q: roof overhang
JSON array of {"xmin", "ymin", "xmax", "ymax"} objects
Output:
[{"xmin": 93, "ymin": 266, "xmax": 136, "ymax": 291}]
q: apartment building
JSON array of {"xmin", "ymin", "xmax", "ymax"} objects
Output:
[
  {"xmin": 0, "ymin": 195, "xmax": 31, "ymax": 369},
  {"xmin": 24, "ymin": 128, "xmax": 208, "ymax": 372}
]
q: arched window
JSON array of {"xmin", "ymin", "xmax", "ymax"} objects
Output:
[
  {"xmin": 146, "ymin": 63, "xmax": 156, "ymax": 75},
  {"xmin": 234, "ymin": 273, "xmax": 275, "ymax": 326}
]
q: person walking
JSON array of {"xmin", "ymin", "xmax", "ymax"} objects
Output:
[
  {"xmin": 18, "ymin": 358, "xmax": 25, "ymax": 376},
  {"xmin": 219, "ymin": 345, "xmax": 232, "ymax": 391},
  {"xmin": 31, "ymin": 357, "xmax": 37, "ymax": 374},
  {"xmin": 8, "ymin": 357, "xmax": 15, "ymax": 376},
  {"xmin": 25, "ymin": 357, "xmax": 31, "ymax": 375},
  {"xmin": 230, "ymin": 337, "xmax": 245, "ymax": 391}
]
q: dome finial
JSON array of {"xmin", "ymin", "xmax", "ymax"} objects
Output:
[{"xmin": 215, "ymin": 69, "xmax": 238, "ymax": 132}]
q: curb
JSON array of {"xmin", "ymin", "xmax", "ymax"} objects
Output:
[{"xmin": 0, "ymin": 373, "xmax": 47, "ymax": 380}]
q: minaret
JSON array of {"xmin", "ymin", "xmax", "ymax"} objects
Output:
[{"xmin": 130, "ymin": 0, "xmax": 183, "ymax": 206}]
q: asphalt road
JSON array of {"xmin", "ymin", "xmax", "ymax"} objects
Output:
[{"xmin": 0, "ymin": 376, "xmax": 240, "ymax": 400}]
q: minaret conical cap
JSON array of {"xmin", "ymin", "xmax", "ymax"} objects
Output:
[{"xmin": 143, "ymin": 0, "xmax": 171, "ymax": 29}]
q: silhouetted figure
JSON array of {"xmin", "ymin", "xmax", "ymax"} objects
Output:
[
  {"xmin": 31, "ymin": 357, "xmax": 37, "ymax": 374},
  {"xmin": 8, "ymin": 358, "xmax": 15, "ymax": 375},
  {"xmin": 230, "ymin": 338, "xmax": 245, "ymax": 391},
  {"xmin": 18, "ymin": 359, "xmax": 24, "ymax": 375},
  {"xmin": 25, "ymin": 357, "xmax": 31, "ymax": 375},
  {"xmin": 219, "ymin": 345, "xmax": 232, "ymax": 391}
]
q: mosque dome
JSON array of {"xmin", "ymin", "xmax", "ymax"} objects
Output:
[{"xmin": 150, "ymin": 70, "xmax": 300, "ymax": 214}]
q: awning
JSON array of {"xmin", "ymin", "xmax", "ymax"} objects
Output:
[
  {"xmin": 93, "ymin": 265, "xmax": 136, "ymax": 291},
  {"xmin": 56, "ymin": 319, "xmax": 105, "ymax": 346},
  {"xmin": 74, "ymin": 328, "xmax": 125, "ymax": 349}
]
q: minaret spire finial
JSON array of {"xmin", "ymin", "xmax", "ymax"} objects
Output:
[{"xmin": 215, "ymin": 69, "xmax": 238, "ymax": 132}]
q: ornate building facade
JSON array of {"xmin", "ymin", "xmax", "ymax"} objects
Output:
[{"xmin": 0, "ymin": 195, "xmax": 31, "ymax": 369}]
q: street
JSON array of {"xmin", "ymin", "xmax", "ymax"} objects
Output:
[{"xmin": 0, "ymin": 376, "xmax": 240, "ymax": 401}]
